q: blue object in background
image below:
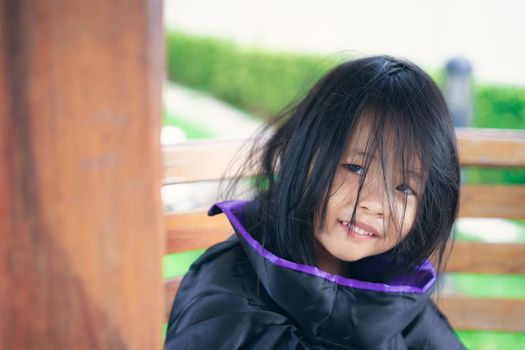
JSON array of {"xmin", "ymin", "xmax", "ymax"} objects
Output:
[{"xmin": 444, "ymin": 58, "xmax": 474, "ymax": 127}]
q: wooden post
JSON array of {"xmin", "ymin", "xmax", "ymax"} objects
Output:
[{"xmin": 0, "ymin": 0, "xmax": 164, "ymax": 349}]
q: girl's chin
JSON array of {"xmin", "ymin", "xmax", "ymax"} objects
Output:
[
  {"xmin": 326, "ymin": 245, "xmax": 373, "ymax": 263},
  {"xmin": 336, "ymin": 253, "xmax": 370, "ymax": 263}
]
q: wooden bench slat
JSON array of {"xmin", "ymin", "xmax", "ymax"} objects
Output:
[
  {"xmin": 165, "ymin": 210, "xmax": 232, "ymax": 253},
  {"xmin": 163, "ymin": 139, "xmax": 247, "ymax": 184},
  {"xmin": 164, "ymin": 278, "xmax": 525, "ymax": 332},
  {"xmin": 446, "ymin": 241, "xmax": 525, "ymax": 275},
  {"xmin": 164, "ymin": 277, "xmax": 182, "ymax": 321},
  {"xmin": 436, "ymin": 295, "xmax": 525, "ymax": 332},
  {"xmin": 460, "ymin": 185, "xmax": 525, "ymax": 219},
  {"xmin": 456, "ymin": 128, "xmax": 525, "ymax": 168}
]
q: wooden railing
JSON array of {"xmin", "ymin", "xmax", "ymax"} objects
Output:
[{"xmin": 163, "ymin": 128, "xmax": 525, "ymax": 333}]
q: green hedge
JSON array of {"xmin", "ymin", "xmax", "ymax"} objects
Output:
[
  {"xmin": 474, "ymin": 83, "xmax": 525, "ymax": 129},
  {"xmin": 166, "ymin": 31, "xmax": 339, "ymax": 119}
]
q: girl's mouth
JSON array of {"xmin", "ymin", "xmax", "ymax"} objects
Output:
[{"xmin": 339, "ymin": 220, "xmax": 379, "ymax": 240}]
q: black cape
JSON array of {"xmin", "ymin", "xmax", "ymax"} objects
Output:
[{"xmin": 165, "ymin": 200, "xmax": 465, "ymax": 350}]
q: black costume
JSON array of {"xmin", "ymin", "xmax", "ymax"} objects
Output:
[{"xmin": 165, "ymin": 200, "xmax": 465, "ymax": 349}]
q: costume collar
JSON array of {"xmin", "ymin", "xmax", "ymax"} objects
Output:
[
  {"xmin": 209, "ymin": 200, "xmax": 436, "ymax": 348},
  {"xmin": 209, "ymin": 200, "xmax": 435, "ymax": 293}
]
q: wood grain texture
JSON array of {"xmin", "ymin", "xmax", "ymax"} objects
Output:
[
  {"xmin": 0, "ymin": 1, "xmax": 164, "ymax": 348},
  {"xmin": 460, "ymin": 185, "xmax": 525, "ymax": 219},
  {"xmin": 446, "ymin": 241, "xmax": 525, "ymax": 275},
  {"xmin": 164, "ymin": 277, "xmax": 183, "ymax": 322},
  {"xmin": 165, "ymin": 210, "xmax": 232, "ymax": 253},
  {"xmin": 163, "ymin": 139, "xmax": 250, "ymax": 184},
  {"xmin": 436, "ymin": 295, "xmax": 525, "ymax": 332},
  {"xmin": 456, "ymin": 128, "xmax": 525, "ymax": 167}
]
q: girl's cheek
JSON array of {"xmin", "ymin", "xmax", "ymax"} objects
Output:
[
  {"xmin": 330, "ymin": 170, "xmax": 353, "ymax": 196},
  {"xmin": 399, "ymin": 201, "xmax": 417, "ymax": 233},
  {"xmin": 389, "ymin": 198, "xmax": 416, "ymax": 230}
]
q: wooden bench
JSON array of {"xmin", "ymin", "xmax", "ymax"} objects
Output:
[{"xmin": 163, "ymin": 128, "xmax": 525, "ymax": 333}]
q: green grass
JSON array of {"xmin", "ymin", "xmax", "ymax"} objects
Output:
[
  {"xmin": 457, "ymin": 330, "xmax": 525, "ymax": 350},
  {"xmin": 162, "ymin": 323, "xmax": 167, "ymax": 343},
  {"xmin": 448, "ymin": 273, "xmax": 525, "ymax": 299},
  {"xmin": 464, "ymin": 167, "xmax": 525, "ymax": 185},
  {"xmin": 164, "ymin": 109, "xmax": 214, "ymax": 139},
  {"xmin": 164, "ymin": 249, "xmax": 205, "ymax": 279}
]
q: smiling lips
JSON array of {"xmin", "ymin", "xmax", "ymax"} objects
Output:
[{"xmin": 339, "ymin": 220, "xmax": 380, "ymax": 239}]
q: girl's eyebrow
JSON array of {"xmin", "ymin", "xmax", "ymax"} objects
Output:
[
  {"xmin": 407, "ymin": 169, "xmax": 423, "ymax": 179},
  {"xmin": 342, "ymin": 150, "xmax": 375, "ymax": 163},
  {"xmin": 355, "ymin": 150, "xmax": 375, "ymax": 159}
]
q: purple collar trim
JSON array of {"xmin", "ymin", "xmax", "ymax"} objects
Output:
[{"xmin": 209, "ymin": 200, "xmax": 436, "ymax": 294}]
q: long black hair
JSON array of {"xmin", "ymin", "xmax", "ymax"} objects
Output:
[{"xmin": 228, "ymin": 55, "xmax": 460, "ymax": 278}]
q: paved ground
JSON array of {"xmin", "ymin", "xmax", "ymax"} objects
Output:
[{"xmin": 163, "ymin": 82, "xmax": 262, "ymax": 142}]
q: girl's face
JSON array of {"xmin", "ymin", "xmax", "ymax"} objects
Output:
[{"xmin": 314, "ymin": 120, "xmax": 422, "ymax": 275}]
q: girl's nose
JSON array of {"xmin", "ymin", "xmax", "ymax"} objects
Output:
[
  {"xmin": 358, "ymin": 197, "xmax": 385, "ymax": 218},
  {"xmin": 358, "ymin": 178, "xmax": 387, "ymax": 218}
]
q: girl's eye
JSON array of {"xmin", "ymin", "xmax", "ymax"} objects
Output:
[
  {"xmin": 396, "ymin": 184, "xmax": 415, "ymax": 196},
  {"xmin": 344, "ymin": 164, "xmax": 364, "ymax": 176}
]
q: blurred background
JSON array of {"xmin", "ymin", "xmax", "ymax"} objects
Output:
[{"xmin": 162, "ymin": 1, "xmax": 525, "ymax": 348}]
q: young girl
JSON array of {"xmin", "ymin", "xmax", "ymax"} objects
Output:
[{"xmin": 165, "ymin": 56, "xmax": 465, "ymax": 349}]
